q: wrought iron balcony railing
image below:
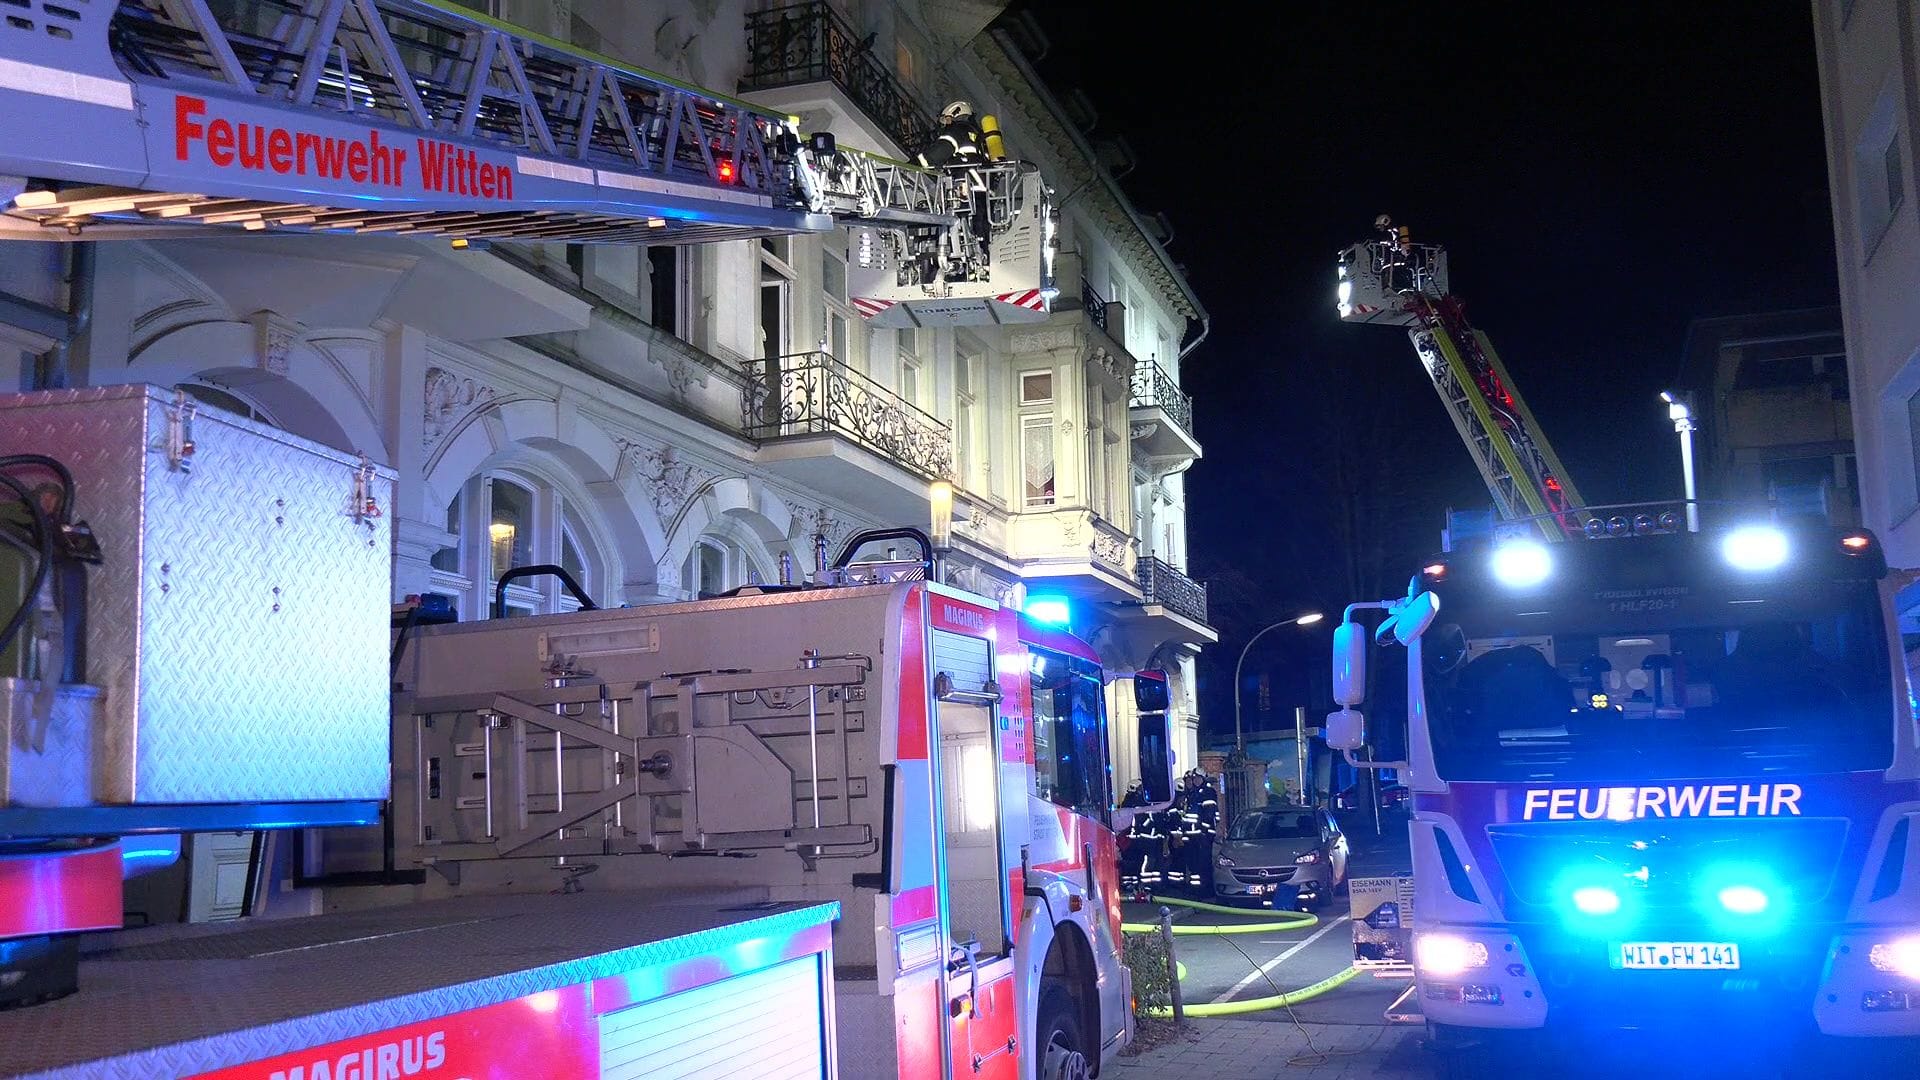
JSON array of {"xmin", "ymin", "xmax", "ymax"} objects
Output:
[
  {"xmin": 743, "ymin": 2, "xmax": 937, "ymax": 156},
  {"xmin": 1082, "ymin": 279, "xmax": 1110, "ymax": 336},
  {"xmin": 1130, "ymin": 358, "xmax": 1195, "ymax": 439},
  {"xmin": 1136, "ymin": 556, "xmax": 1209, "ymax": 626},
  {"xmin": 743, "ymin": 351, "xmax": 954, "ymax": 481}
]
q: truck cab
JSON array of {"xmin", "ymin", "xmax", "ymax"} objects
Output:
[{"xmin": 1327, "ymin": 516, "xmax": 1920, "ymax": 1037}]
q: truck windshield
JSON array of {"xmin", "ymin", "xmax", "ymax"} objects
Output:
[{"xmin": 1424, "ymin": 575, "xmax": 1894, "ymax": 782}]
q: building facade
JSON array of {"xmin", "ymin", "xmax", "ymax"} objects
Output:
[
  {"xmin": 1678, "ymin": 307, "xmax": 1855, "ymax": 526},
  {"xmin": 0, "ymin": 0, "xmax": 1213, "ymax": 788},
  {"xmin": 1812, "ymin": 0, "xmax": 1920, "ymax": 628}
]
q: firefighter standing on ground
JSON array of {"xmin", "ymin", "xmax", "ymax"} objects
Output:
[{"xmin": 1119, "ymin": 796, "xmax": 1164, "ymax": 900}]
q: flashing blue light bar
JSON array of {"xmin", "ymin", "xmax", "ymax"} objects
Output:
[{"xmin": 1024, "ymin": 595, "xmax": 1071, "ymax": 627}]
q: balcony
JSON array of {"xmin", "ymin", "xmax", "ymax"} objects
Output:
[
  {"xmin": 1137, "ymin": 557, "xmax": 1209, "ymax": 626},
  {"xmin": 1129, "ymin": 358, "xmax": 1201, "ymax": 467},
  {"xmin": 742, "ymin": 2, "xmax": 936, "ymax": 157},
  {"xmin": 743, "ymin": 351, "xmax": 954, "ymax": 521},
  {"xmin": 1007, "ymin": 509, "xmax": 1141, "ymax": 604}
]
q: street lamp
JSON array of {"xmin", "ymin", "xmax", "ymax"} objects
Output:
[
  {"xmin": 1232, "ymin": 612, "xmax": 1324, "ymax": 752},
  {"xmin": 1660, "ymin": 390, "xmax": 1699, "ymax": 533}
]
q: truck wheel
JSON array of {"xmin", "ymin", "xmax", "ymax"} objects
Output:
[{"xmin": 1035, "ymin": 982, "xmax": 1090, "ymax": 1080}]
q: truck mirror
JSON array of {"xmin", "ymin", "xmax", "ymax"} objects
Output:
[
  {"xmin": 1135, "ymin": 710, "xmax": 1174, "ymax": 805},
  {"xmin": 1333, "ymin": 621, "xmax": 1367, "ymax": 706},
  {"xmin": 1326, "ymin": 707, "xmax": 1365, "ymax": 751},
  {"xmin": 1392, "ymin": 590, "xmax": 1441, "ymax": 645},
  {"xmin": 1134, "ymin": 669, "xmax": 1170, "ymax": 713}
]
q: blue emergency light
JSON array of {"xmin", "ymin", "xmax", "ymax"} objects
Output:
[{"xmin": 1024, "ymin": 595, "xmax": 1071, "ymax": 627}]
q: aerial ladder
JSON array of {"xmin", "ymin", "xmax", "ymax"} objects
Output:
[
  {"xmin": 0, "ymin": 0, "xmax": 1055, "ymax": 322},
  {"xmin": 1336, "ymin": 217, "xmax": 1589, "ymax": 541}
]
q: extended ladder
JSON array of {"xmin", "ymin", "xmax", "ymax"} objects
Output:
[
  {"xmin": 0, "ymin": 0, "xmax": 961, "ymax": 243},
  {"xmin": 1337, "ymin": 230, "xmax": 1588, "ymax": 540}
]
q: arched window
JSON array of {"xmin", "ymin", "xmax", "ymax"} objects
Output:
[
  {"xmin": 678, "ymin": 529, "xmax": 770, "ymax": 599},
  {"xmin": 428, "ymin": 470, "xmax": 604, "ymax": 619},
  {"xmin": 176, "ymin": 382, "xmax": 277, "ymax": 427}
]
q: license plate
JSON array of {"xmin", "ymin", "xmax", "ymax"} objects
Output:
[
  {"xmin": 1614, "ymin": 942, "xmax": 1740, "ymax": 970},
  {"xmin": 1253, "ymin": 884, "xmax": 1276, "ymax": 894}
]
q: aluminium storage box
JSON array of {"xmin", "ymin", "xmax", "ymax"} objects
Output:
[{"xmin": 0, "ymin": 385, "xmax": 393, "ymax": 806}]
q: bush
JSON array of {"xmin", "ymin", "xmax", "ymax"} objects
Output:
[{"xmin": 1122, "ymin": 930, "xmax": 1173, "ymax": 1016}]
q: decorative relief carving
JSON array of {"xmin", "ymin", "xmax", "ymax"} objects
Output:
[
  {"xmin": 1091, "ymin": 530, "xmax": 1130, "ymax": 568},
  {"xmin": 1007, "ymin": 327, "xmax": 1078, "ymax": 354},
  {"xmin": 249, "ymin": 311, "xmax": 302, "ymax": 375},
  {"xmin": 422, "ymin": 366, "xmax": 494, "ymax": 448},
  {"xmin": 1086, "ymin": 344, "xmax": 1127, "ymax": 382},
  {"xmin": 621, "ymin": 439, "xmax": 717, "ymax": 523}
]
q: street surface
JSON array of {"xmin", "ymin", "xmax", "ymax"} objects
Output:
[{"xmin": 1113, "ymin": 809, "xmax": 1920, "ymax": 1078}]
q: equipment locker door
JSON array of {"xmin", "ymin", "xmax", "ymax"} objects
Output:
[{"xmin": 930, "ymin": 628, "xmax": 1019, "ymax": 1079}]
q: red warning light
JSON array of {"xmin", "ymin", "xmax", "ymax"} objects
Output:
[
  {"xmin": 717, "ymin": 159, "xmax": 736, "ymax": 183},
  {"xmin": 1842, "ymin": 534, "xmax": 1872, "ymax": 552}
]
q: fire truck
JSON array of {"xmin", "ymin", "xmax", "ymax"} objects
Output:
[
  {"xmin": 1327, "ymin": 222, "xmax": 1920, "ymax": 1039},
  {"xmin": 0, "ymin": 3, "xmax": 1146, "ymax": 1078}
]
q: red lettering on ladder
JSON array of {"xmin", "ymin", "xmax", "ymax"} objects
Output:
[
  {"xmin": 417, "ymin": 138, "xmax": 451, "ymax": 192},
  {"xmin": 170, "ymin": 94, "xmax": 514, "ymax": 201}
]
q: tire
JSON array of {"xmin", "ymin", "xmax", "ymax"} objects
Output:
[{"xmin": 1034, "ymin": 981, "xmax": 1091, "ymax": 1080}]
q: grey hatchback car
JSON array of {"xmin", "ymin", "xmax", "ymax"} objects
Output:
[{"xmin": 1211, "ymin": 805, "xmax": 1350, "ymax": 909}]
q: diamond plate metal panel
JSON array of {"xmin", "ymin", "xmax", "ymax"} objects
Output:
[
  {"xmin": 0, "ymin": 890, "xmax": 839, "ymax": 1080},
  {"xmin": 0, "ymin": 385, "xmax": 392, "ymax": 804},
  {"xmin": 0, "ymin": 678, "xmax": 101, "ymax": 806}
]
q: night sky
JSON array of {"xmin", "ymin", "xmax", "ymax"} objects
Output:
[{"xmin": 1009, "ymin": 2, "xmax": 1842, "ymax": 742}]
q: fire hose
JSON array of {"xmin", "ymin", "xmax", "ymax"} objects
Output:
[{"xmin": 1124, "ymin": 895, "xmax": 1363, "ymax": 1018}]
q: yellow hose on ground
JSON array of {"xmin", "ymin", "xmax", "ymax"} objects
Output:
[
  {"xmin": 1143, "ymin": 965, "xmax": 1362, "ymax": 1018},
  {"xmin": 1127, "ymin": 893, "xmax": 1360, "ymax": 1017},
  {"xmin": 1121, "ymin": 893, "xmax": 1319, "ymax": 935}
]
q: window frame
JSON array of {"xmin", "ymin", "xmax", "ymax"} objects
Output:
[
  {"xmin": 1028, "ymin": 647, "xmax": 1112, "ymax": 820},
  {"xmin": 427, "ymin": 471, "xmax": 602, "ymax": 620}
]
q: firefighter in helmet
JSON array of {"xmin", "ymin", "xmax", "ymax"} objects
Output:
[
  {"xmin": 1376, "ymin": 213, "xmax": 1417, "ymax": 294},
  {"xmin": 1183, "ymin": 771, "xmax": 1221, "ymax": 892},
  {"xmin": 1157, "ymin": 782, "xmax": 1192, "ymax": 888},
  {"xmin": 915, "ymin": 101, "xmax": 997, "ymax": 283},
  {"xmin": 1119, "ymin": 797, "xmax": 1163, "ymax": 901},
  {"xmin": 918, "ymin": 101, "xmax": 986, "ymax": 169}
]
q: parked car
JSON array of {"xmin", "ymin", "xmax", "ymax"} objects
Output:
[
  {"xmin": 1333, "ymin": 779, "xmax": 1409, "ymax": 816},
  {"xmin": 1211, "ymin": 805, "xmax": 1349, "ymax": 909}
]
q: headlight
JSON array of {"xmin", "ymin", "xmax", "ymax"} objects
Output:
[
  {"xmin": 1722, "ymin": 525, "xmax": 1789, "ymax": 571},
  {"xmin": 1294, "ymin": 851, "xmax": 1321, "ymax": 865},
  {"xmin": 1490, "ymin": 541, "xmax": 1552, "ymax": 588},
  {"xmin": 1870, "ymin": 938, "xmax": 1920, "ymax": 979},
  {"xmin": 1415, "ymin": 933, "xmax": 1489, "ymax": 977},
  {"xmin": 1215, "ymin": 853, "xmax": 1235, "ymax": 867}
]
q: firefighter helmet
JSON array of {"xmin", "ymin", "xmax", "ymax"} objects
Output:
[{"xmin": 941, "ymin": 100, "xmax": 976, "ymax": 123}]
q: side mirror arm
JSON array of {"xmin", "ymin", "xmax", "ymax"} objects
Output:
[{"xmin": 1343, "ymin": 748, "xmax": 1409, "ymax": 771}]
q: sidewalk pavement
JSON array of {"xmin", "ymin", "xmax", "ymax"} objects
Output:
[{"xmin": 1106, "ymin": 1018, "xmax": 1433, "ymax": 1079}]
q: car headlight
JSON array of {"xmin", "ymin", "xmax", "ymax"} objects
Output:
[
  {"xmin": 1294, "ymin": 851, "xmax": 1321, "ymax": 865},
  {"xmin": 1215, "ymin": 853, "xmax": 1235, "ymax": 867}
]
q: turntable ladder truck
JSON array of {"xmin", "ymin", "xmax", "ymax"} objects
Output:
[
  {"xmin": 0, "ymin": 3, "xmax": 1145, "ymax": 1078},
  {"xmin": 1337, "ymin": 222, "xmax": 1589, "ymax": 541}
]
